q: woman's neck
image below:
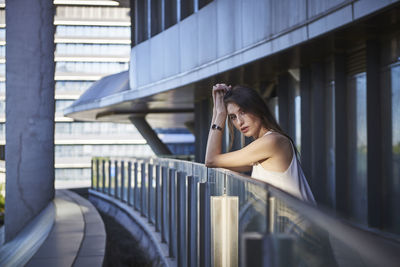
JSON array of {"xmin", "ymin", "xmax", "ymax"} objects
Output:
[{"xmin": 255, "ymin": 127, "xmax": 269, "ymax": 139}]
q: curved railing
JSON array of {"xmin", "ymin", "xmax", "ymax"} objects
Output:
[{"xmin": 91, "ymin": 156, "xmax": 400, "ymax": 267}]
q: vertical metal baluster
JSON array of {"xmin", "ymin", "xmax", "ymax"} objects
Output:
[
  {"xmin": 199, "ymin": 182, "xmax": 211, "ymax": 267},
  {"xmin": 128, "ymin": 161, "xmax": 132, "ymax": 206},
  {"xmin": 188, "ymin": 175, "xmax": 198, "ymax": 267},
  {"xmin": 102, "ymin": 160, "xmax": 106, "ymax": 193},
  {"xmin": 108, "ymin": 160, "xmax": 112, "ymax": 196},
  {"xmin": 141, "ymin": 162, "xmax": 146, "ymax": 217},
  {"xmin": 177, "ymin": 171, "xmax": 187, "ymax": 267},
  {"xmin": 269, "ymin": 196, "xmax": 276, "ymax": 233},
  {"xmin": 114, "ymin": 160, "xmax": 119, "ymax": 199},
  {"xmin": 155, "ymin": 164, "xmax": 161, "ymax": 232},
  {"xmin": 121, "ymin": 161, "xmax": 125, "ymax": 202},
  {"xmin": 169, "ymin": 168, "xmax": 177, "ymax": 258},
  {"xmin": 134, "ymin": 161, "xmax": 139, "ymax": 210},
  {"xmin": 161, "ymin": 166, "xmax": 168, "ymax": 243},
  {"xmin": 148, "ymin": 164, "xmax": 153, "ymax": 223},
  {"xmin": 91, "ymin": 159, "xmax": 94, "ymax": 190},
  {"xmin": 96, "ymin": 158, "xmax": 100, "ymax": 190}
]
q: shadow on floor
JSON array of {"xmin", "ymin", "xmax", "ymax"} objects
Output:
[{"xmin": 71, "ymin": 188, "xmax": 152, "ymax": 267}]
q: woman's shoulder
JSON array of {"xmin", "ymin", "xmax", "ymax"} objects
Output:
[
  {"xmin": 258, "ymin": 131, "xmax": 292, "ymax": 152},
  {"xmin": 261, "ymin": 131, "xmax": 290, "ymax": 143}
]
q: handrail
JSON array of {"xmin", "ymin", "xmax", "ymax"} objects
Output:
[{"xmin": 90, "ymin": 156, "xmax": 400, "ymax": 267}]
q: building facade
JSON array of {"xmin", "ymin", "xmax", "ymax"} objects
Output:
[
  {"xmin": 66, "ymin": 0, "xmax": 400, "ymax": 235},
  {"xmin": 54, "ymin": 2, "xmax": 157, "ymax": 187}
]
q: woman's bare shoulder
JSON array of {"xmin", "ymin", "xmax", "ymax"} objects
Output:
[{"xmin": 259, "ymin": 131, "xmax": 292, "ymax": 152}]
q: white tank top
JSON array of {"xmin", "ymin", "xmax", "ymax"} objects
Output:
[{"xmin": 251, "ymin": 131, "xmax": 316, "ymax": 203}]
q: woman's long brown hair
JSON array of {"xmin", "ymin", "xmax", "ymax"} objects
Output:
[{"xmin": 223, "ymin": 85, "xmax": 299, "ymax": 156}]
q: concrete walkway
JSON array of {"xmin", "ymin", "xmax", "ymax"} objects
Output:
[{"xmin": 26, "ymin": 189, "xmax": 106, "ymax": 267}]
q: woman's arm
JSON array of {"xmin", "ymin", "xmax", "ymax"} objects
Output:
[
  {"xmin": 205, "ymin": 85, "xmax": 227, "ymax": 164},
  {"xmin": 205, "ymin": 135, "xmax": 276, "ymax": 168}
]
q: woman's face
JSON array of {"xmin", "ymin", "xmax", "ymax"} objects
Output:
[{"xmin": 226, "ymin": 102, "xmax": 265, "ymax": 139}]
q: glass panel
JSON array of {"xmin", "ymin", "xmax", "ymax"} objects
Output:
[
  {"xmin": 56, "ymin": 168, "xmax": 91, "ymax": 182},
  {"xmin": 55, "ymin": 25, "xmax": 130, "ymax": 38},
  {"xmin": 295, "ymin": 89, "xmax": 301, "ymax": 151},
  {"xmin": 270, "ymin": 196, "xmax": 341, "ymax": 266},
  {"xmin": 55, "ymin": 100, "xmax": 74, "ymax": 115},
  {"xmin": 391, "ymin": 64, "xmax": 400, "ymax": 233},
  {"xmin": 326, "ymin": 80, "xmax": 336, "ymax": 206},
  {"xmin": 348, "ymin": 73, "xmax": 367, "ymax": 223},
  {"xmin": 55, "ymin": 81, "xmax": 93, "ymax": 93},
  {"xmin": 0, "ymin": 81, "xmax": 5, "ymax": 94},
  {"xmin": 55, "ymin": 43, "xmax": 130, "ymax": 56},
  {"xmin": 56, "ymin": 61, "xmax": 128, "ymax": 74},
  {"xmin": 268, "ymin": 96, "xmax": 279, "ymax": 123}
]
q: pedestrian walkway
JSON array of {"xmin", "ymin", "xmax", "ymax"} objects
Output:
[{"xmin": 26, "ymin": 189, "xmax": 106, "ymax": 267}]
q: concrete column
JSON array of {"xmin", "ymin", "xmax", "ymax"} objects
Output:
[
  {"xmin": 334, "ymin": 53, "xmax": 349, "ymax": 216},
  {"xmin": 300, "ymin": 67, "xmax": 312, "ymax": 182},
  {"xmin": 311, "ymin": 62, "xmax": 327, "ymax": 203},
  {"xmin": 5, "ymin": 0, "xmax": 55, "ymax": 242},
  {"xmin": 366, "ymin": 40, "xmax": 382, "ymax": 228},
  {"xmin": 278, "ymin": 73, "xmax": 290, "ymax": 134},
  {"xmin": 129, "ymin": 116, "xmax": 172, "ymax": 155},
  {"xmin": 278, "ymin": 72, "xmax": 296, "ymax": 140}
]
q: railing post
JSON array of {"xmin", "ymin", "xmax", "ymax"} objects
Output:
[
  {"xmin": 210, "ymin": 195, "xmax": 239, "ymax": 267},
  {"xmin": 169, "ymin": 168, "xmax": 177, "ymax": 258},
  {"xmin": 96, "ymin": 158, "xmax": 100, "ymax": 190},
  {"xmin": 127, "ymin": 161, "xmax": 132, "ymax": 206},
  {"xmin": 141, "ymin": 162, "xmax": 146, "ymax": 217},
  {"xmin": 199, "ymin": 181, "xmax": 211, "ymax": 267},
  {"xmin": 134, "ymin": 161, "xmax": 139, "ymax": 210},
  {"xmin": 161, "ymin": 166, "xmax": 168, "ymax": 243},
  {"xmin": 121, "ymin": 160, "xmax": 125, "ymax": 202},
  {"xmin": 269, "ymin": 196, "xmax": 276, "ymax": 233},
  {"xmin": 148, "ymin": 164, "xmax": 153, "ymax": 223},
  {"xmin": 91, "ymin": 159, "xmax": 94, "ymax": 190},
  {"xmin": 177, "ymin": 171, "xmax": 187, "ymax": 267},
  {"xmin": 155, "ymin": 164, "xmax": 161, "ymax": 232},
  {"xmin": 114, "ymin": 160, "xmax": 119, "ymax": 199},
  {"xmin": 108, "ymin": 160, "xmax": 112, "ymax": 196},
  {"xmin": 188, "ymin": 175, "xmax": 198, "ymax": 267},
  {"xmin": 102, "ymin": 159, "xmax": 106, "ymax": 193}
]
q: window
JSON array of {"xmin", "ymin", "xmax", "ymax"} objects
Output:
[
  {"xmin": 55, "ymin": 81, "xmax": 93, "ymax": 93},
  {"xmin": 56, "ymin": 61, "xmax": 128, "ymax": 74},
  {"xmin": 55, "ymin": 100, "xmax": 75, "ymax": 115},
  {"xmin": 390, "ymin": 64, "xmax": 400, "ymax": 232},
  {"xmin": 56, "ymin": 25, "xmax": 130, "ymax": 38},
  {"xmin": 348, "ymin": 73, "xmax": 367, "ymax": 223},
  {"xmin": 268, "ymin": 96, "xmax": 279, "ymax": 123},
  {"xmin": 295, "ymin": 86, "xmax": 301, "ymax": 151}
]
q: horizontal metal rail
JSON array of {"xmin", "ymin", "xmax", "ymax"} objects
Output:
[{"xmin": 91, "ymin": 156, "xmax": 400, "ymax": 267}]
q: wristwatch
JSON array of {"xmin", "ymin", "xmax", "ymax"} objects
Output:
[{"xmin": 211, "ymin": 124, "xmax": 223, "ymax": 131}]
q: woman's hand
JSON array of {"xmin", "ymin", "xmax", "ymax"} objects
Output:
[{"xmin": 212, "ymin": 83, "xmax": 231, "ymax": 115}]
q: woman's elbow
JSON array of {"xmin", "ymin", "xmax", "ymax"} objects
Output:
[{"xmin": 205, "ymin": 159, "xmax": 216, "ymax": 168}]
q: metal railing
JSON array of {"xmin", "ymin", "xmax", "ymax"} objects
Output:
[{"xmin": 91, "ymin": 156, "xmax": 400, "ymax": 267}]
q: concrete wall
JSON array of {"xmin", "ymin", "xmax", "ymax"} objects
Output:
[{"xmin": 129, "ymin": 0, "xmax": 399, "ymax": 93}]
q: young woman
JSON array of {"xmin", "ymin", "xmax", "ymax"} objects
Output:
[{"xmin": 205, "ymin": 83, "xmax": 315, "ymax": 203}]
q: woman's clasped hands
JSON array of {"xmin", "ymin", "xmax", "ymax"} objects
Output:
[{"xmin": 212, "ymin": 83, "xmax": 232, "ymax": 115}]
